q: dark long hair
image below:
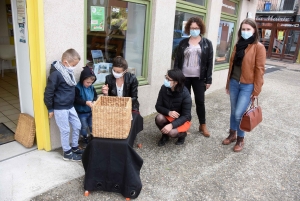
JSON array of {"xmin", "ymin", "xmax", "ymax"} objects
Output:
[
  {"xmin": 184, "ymin": 17, "xmax": 206, "ymax": 35},
  {"xmin": 167, "ymin": 69, "xmax": 185, "ymax": 92}
]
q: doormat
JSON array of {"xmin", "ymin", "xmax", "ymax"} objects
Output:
[{"xmin": 0, "ymin": 123, "xmax": 15, "ymax": 145}]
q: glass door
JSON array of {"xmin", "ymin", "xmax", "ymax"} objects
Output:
[
  {"xmin": 270, "ymin": 29, "xmax": 286, "ymax": 60},
  {"xmin": 270, "ymin": 29, "xmax": 300, "ymax": 62},
  {"xmin": 282, "ymin": 30, "xmax": 300, "ymax": 62}
]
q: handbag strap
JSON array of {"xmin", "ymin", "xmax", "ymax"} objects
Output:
[{"xmin": 245, "ymin": 97, "xmax": 259, "ymax": 113}]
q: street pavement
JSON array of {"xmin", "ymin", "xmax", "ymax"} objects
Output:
[{"xmin": 1, "ymin": 60, "xmax": 300, "ymax": 201}]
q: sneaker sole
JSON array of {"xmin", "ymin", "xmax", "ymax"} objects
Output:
[{"xmin": 63, "ymin": 157, "xmax": 81, "ymax": 162}]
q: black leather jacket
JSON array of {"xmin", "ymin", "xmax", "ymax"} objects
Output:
[
  {"xmin": 155, "ymin": 85, "xmax": 192, "ymax": 128},
  {"xmin": 105, "ymin": 72, "xmax": 140, "ymax": 111},
  {"xmin": 174, "ymin": 37, "xmax": 214, "ymax": 84}
]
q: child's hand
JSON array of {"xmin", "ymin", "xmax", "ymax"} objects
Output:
[
  {"xmin": 86, "ymin": 101, "xmax": 93, "ymax": 108},
  {"xmin": 102, "ymin": 84, "xmax": 109, "ymax": 96},
  {"xmin": 49, "ymin": 112, "xmax": 54, "ymax": 119}
]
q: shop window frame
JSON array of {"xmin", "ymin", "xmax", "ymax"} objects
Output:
[
  {"xmin": 84, "ymin": 0, "xmax": 152, "ymax": 93},
  {"xmin": 214, "ymin": 0, "xmax": 239, "ymax": 71}
]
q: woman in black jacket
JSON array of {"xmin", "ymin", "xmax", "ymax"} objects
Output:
[
  {"xmin": 102, "ymin": 56, "xmax": 139, "ymax": 112},
  {"xmin": 155, "ymin": 69, "xmax": 192, "ymax": 146},
  {"xmin": 174, "ymin": 17, "xmax": 213, "ymax": 137}
]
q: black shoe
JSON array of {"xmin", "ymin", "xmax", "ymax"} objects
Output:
[
  {"xmin": 175, "ymin": 132, "xmax": 187, "ymax": 145},
  {"xmin": 158, "ymin": 135, "xmax": 169, "ymax": 147}
]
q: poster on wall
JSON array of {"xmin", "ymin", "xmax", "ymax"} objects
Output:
[
  {"xmin": 110, "ymin": 7, "xmax": 127, "ymax": 31},
  {"xmin": 19, "ymin": 23, "xmax": 26, "ymax": 43},
  {"xmin": 16, "ymin": 0, "xmax": 26, "ymax": 23},
  {"xmin": 264, "ymin": 29, "xmax": 271, "ymax": 39},
  {"xmin": 278, "ymin": 31, "xmax": 284, "ymax": 41},
  {"xmin": 93, "ymin": 62, "xmax": 112, "ymax": 83},
  {"xmin": 91, "ymin": 6, "xmax": 105, "ymax": 31}
]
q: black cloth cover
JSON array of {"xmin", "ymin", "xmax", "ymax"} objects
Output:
[{"xmin": 82, "ymin": 113, "xmax": 143, "ymax": 199}]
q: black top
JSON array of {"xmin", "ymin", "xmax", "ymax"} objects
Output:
[
  {"xmin": 105, "ymin": 72, "xmax": 140, "ymax": 111},
  {"xmin": 44, "ymin": 63, "xmax": 75, "ymax": 112},
  {"xmin": 155, "ymin": 85, "xmax": 192, "ymax": 128},
  {"xmin": 174, "ymin": 37, "xmax": 214, "ymax": 84}
]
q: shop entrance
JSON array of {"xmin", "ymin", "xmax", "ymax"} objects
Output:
[
  {"xmin": 258, "ymin": 21, "xmax": 300, "ymax": 63},
  {"xmin": 0, "ymin": 0, "xmax": 36, "ymax": 161},
  {"xmin": 270, "ymin": 29, "xmax": 300, "ymax": 62}
]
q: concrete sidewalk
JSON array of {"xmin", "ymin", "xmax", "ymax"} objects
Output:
[{"xmin": 1, "ymin": 62, "xmax": 300, "ymax": 201}]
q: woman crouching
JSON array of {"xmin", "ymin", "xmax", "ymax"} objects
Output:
[{"xmin": 155, "ymin": 69, "xmax": 192, "ymax": 146}]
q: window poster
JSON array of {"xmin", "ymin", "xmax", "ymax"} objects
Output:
[
  {"xmin": 91, "ymin": 6, "xmax": 105, "ymax": 31},
  {"xmin": 110, "ymin": 7, "xmax": 127, "ymax": 31},
  {"xmin": 93, "ymin": 62, "xmax": 112, "ymax": 83},
  {"xmin": 278, "ymin": 31, "xmax": 284, "ymax": 41},
  {"xmin": 16, "ymin": 0, "xmax": 25, "ymax": 23},
  {"xmin": 264, "ymin": 29, "xmax": 271, "ymax": 39}
]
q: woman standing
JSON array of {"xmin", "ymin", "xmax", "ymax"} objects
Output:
[
  {"xmin": 223, "ymin": 18, "xmax": 266, "ymax": 152},
  {"xmin": 155, "ymin": 69, "xmax": 192, "ymax": 146},
  {"xmin": 174, "ymin": 17, "xmax": 213, "ymax": 137}
]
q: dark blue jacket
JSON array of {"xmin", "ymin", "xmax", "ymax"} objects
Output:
[
  {"xmin": 74, "ymin": 66, "xmax": 98, "ymax": 114},
  {"xmin": 44, "ymin": 62, "xmax": 75, "ymax": 112}
]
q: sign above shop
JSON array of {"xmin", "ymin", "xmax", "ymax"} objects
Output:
[
  {"xmin": 222, "ymin": 0, "xmax": 236, "ymax": 15},
  {"xmin": 278, "ymin": 23, "xmax": 300, "ymax": 27},
  {"xmin": 256, "ymin": 16, "xmax": 294, "ymax": 22}
]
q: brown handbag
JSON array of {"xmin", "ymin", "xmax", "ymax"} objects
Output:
[{"xmin": 240, "ymin": 98, "xmax": 262, "ymax": 132}]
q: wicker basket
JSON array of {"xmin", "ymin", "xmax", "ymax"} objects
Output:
[
  {"xmin": 14, "ymin": 113, "xmax": 36, "ymax": 148},
  {"xmin": 92, "ymin": 96, "xmax": 132, "ymax": 139}
]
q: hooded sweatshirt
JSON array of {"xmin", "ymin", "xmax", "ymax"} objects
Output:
[{"xmin": 74, "ymin": 66, "xmax": 98, "ymax": 113}]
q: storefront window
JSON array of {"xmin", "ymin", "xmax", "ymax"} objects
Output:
[
  {"xmin": 86, "ymin": 0, "xmax": 146, "ymax": 84},
  {"xmin": 215, "ymin": 20, "xmax": 234, "ymax": 64},
  {"xmin": 222, "ymin": 0, "xmax": 238, "ymax": 16},
  {"xmin": 258, "ymin": 28, "xmax": 271, "ymax": 52},
  {"xmin": 172, "ymin": 11, "xmax": 204, "ymax": 60},
  {"xmin": 181, "ymin": 0, "xmax": 205, "ymax": 6}
]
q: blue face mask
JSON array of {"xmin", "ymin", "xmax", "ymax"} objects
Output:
[
  {"xmin": 190, "ymin": 29, "xmax": 200, "ymax": 37},
  {"xmin": 241, "ymin": 31, "xmax": 253, "ymax": 40},
  {"xmin": 164, "ymin": 79, "xmax": 171, "ymax": 88}
]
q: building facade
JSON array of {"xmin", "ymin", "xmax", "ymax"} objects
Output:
[
  {"xmin": 256, "ymin": 0, "xmax": 300, "ymax": 63},
  {"xmin": 0, "ymin": 0, "xmax": 259, "ymax": 152}
]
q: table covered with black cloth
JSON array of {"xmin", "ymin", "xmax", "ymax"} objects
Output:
[{"xmin": 82, "ymin": 113, "xmax": 143, "ymax": 199}]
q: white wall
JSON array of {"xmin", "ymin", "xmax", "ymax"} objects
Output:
[
  {"xmin": 43, "ymin": 0, "xmax": 85, "ymax": 149},
  {"xmin": 138, "ymin": 0, "xmax": 177, "ymax": 116},
  {"xmin": 10, "ymin": 0, "xmax": 34, "ymax": 117}
]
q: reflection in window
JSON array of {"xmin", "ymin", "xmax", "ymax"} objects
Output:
[
  {"xmin": 182, "ymin": 0, "xmax": 205, "ymax": 6},
  {"xmin": 215, "ymin": 20, "xmax": 234, "ymax": 64},
  {"xmin": 86, "ymin": 0, "xmax": 146, "ymax": 83},
  {"xmin": 258, "ymin": 28, "xmax": 271, "ymax": 52},
  {"xmin": 272, "ymin": 30, "xmax": 285, "ymax": 54},
  {"xmin": 172, "ymin": 11, "xmax": 203, "ymax": 60}
]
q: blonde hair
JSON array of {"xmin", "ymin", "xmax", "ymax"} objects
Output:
[{"xmin": 61, "ymin": 48, "xmax": 81, "ymax": 62}]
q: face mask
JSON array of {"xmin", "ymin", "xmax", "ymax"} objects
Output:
[
  {"xmin": 241, "ymin": 31, "xmax": 253, "ymax": 40},
  {"xmin": 66, "ymin": 61, "xmax": 74, "ymax": 71},
  {"xmin": 190, "ymin": 29, "xmax": 200, "ymax": 37},
  {"xmin": 113, "ymin": 70, "xmax": 126, "ymax": 79},
  {"xmin": 164, "ymin": 79, "xmax": 171, "ymax": 88}
]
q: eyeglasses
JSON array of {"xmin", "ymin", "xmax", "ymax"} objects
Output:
[
  {"xmin": 165, "ymin": 75, "xmax": 173, "ymax": 81},
  {"xmin": 190, "ymin": 27, "xmax": 200, "ymax": 30}
]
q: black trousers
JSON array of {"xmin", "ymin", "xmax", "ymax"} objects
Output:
[{"xmin": 184, "ymin": 77, "xmax": 206, "ymax": 124}]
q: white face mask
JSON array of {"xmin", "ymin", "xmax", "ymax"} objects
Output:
[
  {"xmin": 112, "ymin": 70, "xmax": 126, "ymax": 79},
  {"xmin": 66, "ymin": 61, "xmax": 74, "ymax": 71}
]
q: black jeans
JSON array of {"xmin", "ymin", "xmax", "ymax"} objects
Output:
[{"xmin": 184, "ymin": 77, "xmax": 206, "ymax": 124}]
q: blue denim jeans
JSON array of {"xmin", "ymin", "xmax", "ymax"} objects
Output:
[
  {"xmin": 229, "ymin": 79, "xmax": 253, "ymax": 137},
  {"xmin": 78, "ymin": 112, "xmax": 92, "ymax": 137}
]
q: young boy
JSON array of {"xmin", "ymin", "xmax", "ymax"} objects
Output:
[
  {"xmin": 74, "ymin": 65, "xmax": 98, "ymax": 145},
  {"xmin": 44, "ymin": 48, "xmax": 83, "ymax": 161}
]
